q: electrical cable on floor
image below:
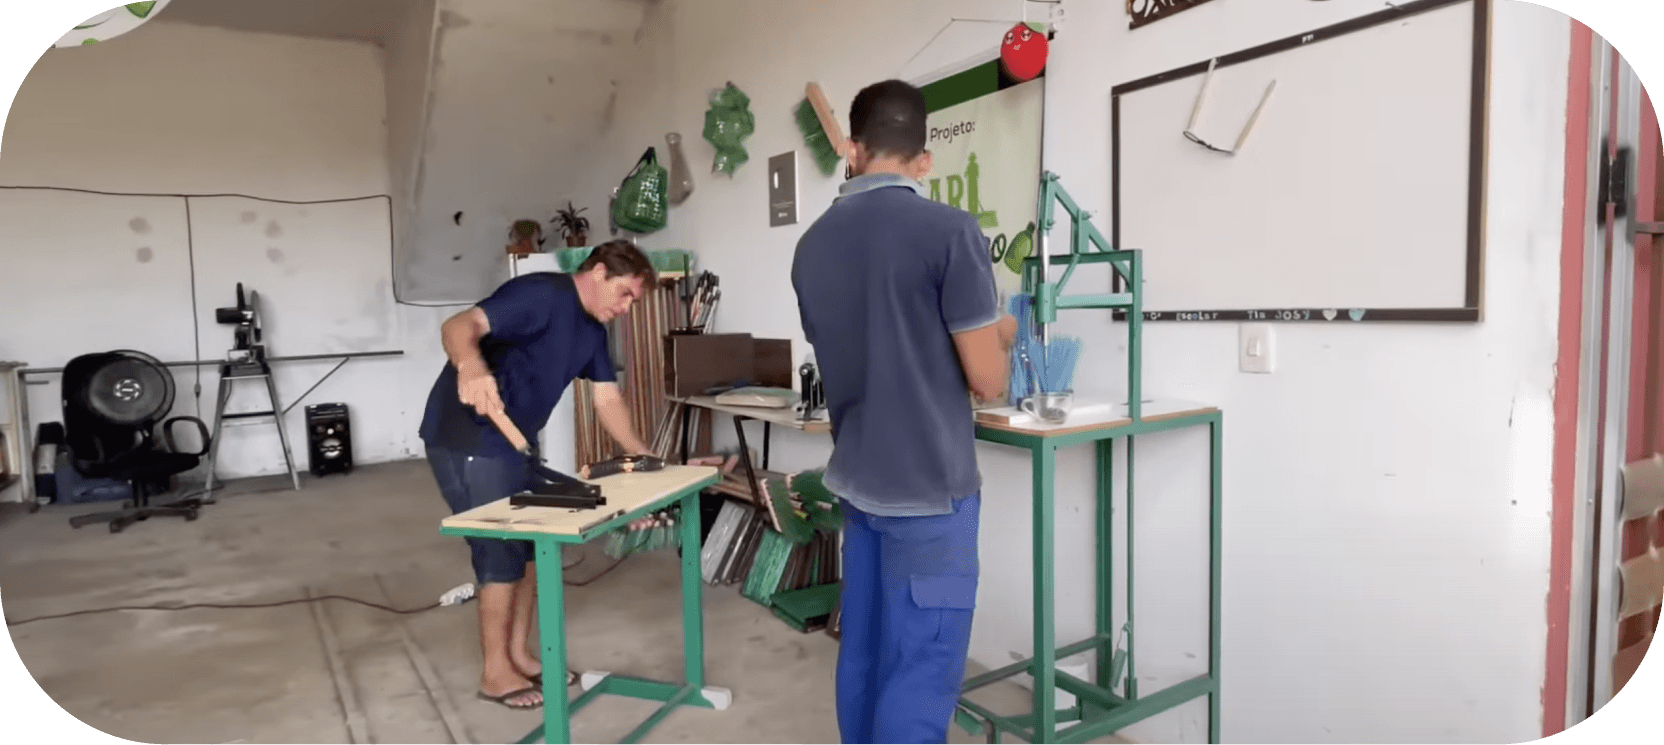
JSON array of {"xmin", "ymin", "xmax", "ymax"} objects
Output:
[{"xmin": 3, "ymin": 553, "xmax": 610, "ymax": 628}]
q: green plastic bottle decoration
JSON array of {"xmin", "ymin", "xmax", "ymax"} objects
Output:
[
  {"xmin": 702, "ymin": 83, "xmax": 755, "ymax": 175},
  {"xmin": 1004, "ymin": 222, "xmax": 1037, "ymax": 275}
]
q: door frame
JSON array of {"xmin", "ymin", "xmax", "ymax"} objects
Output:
[{"xmin": 1552, "ymin": 28, "xmax": 1655, "ymax": 734}]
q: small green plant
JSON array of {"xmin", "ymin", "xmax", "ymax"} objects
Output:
[{"xmin": 553, "ymin": 202, "xmax": 591, "ymax": 247}]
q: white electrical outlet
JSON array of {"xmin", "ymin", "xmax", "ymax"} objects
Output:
[{"xmin": 1239, "ymin": 323, "xmax": 1275, "ymax": 374}]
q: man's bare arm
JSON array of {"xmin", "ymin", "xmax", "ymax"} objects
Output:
[
  {"xmin": 953, "ymin": 315, "xmax": 1018, "ymax": 403},
  {"xmin": 590, "ymin": 382, "xmax": 653, "ymax": 456},
  {"xmin": 442, "ymin": 307, "xmax": 504, "ymax": 415}
]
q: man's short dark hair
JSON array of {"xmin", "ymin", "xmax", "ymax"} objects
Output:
[
  {"xmin": 577, "ymin": 239, "xmax": 658, "ymax": 285},
  {"xmin": 849, "ymin": 80, "xmax": 927, "ymax": 160}
]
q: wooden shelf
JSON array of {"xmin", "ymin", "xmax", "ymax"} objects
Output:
[{"xmin": 674, "ymin": 395, "xmax": 831, "ymax": 434}]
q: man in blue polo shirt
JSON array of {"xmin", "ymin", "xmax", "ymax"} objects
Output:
[
  {"xmin": 793, "ymin": 79, "xmax": 1017, "ymax": 743},
  {"xmin": 420, "ymin": 240, "xmax": 657, "ymax": 710}
]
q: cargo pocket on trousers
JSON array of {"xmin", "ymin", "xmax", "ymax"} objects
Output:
[{"xmin": 909, "ymin": 574, "xmax": 978, "ymax": 645}]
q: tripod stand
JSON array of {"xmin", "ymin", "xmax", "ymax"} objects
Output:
[{"xmin": 201, "ymin": 283, "xmax": 301, "ymax": 498}]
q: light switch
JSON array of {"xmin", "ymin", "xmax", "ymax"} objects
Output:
[
  {"xmin": 768, "ymin": 151, "xmax": 798, "ymax": 227},
  {"xmin": 1239, "ymin": 323, "xmax": 1274, "ymax": 374}
]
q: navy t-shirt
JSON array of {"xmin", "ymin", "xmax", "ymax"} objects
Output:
[
  {"xmin": 791, "ymin": 173, "xmax": 1001, "ymax": 517},
  {"xmin": 419, "ymin": 272, "xmax": 617, "ymax": 459}
]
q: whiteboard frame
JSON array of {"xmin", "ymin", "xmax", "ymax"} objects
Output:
[{"xmin": 1110, "ymin": 0, "xmax": 1492, "ymax": 323}]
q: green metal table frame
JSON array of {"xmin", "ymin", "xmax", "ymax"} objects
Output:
[
  {"xmin": 950, "ymin": 171, "xmax": 1223, "ymax": 742},
  {"xmin": 954, "ymin": 412, "xmax": 1223, "ymax": 743},
  {"xmin": 440, "ymin": 470, "xmax": 728, "ymax": 744}
]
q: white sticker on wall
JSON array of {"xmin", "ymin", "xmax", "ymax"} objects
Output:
[{"xmin": 55, "ymin": 1, "xmax": 172, "ymax": 48}]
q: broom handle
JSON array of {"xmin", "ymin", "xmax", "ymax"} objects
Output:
[{"xmin": 806, "ymin": 83, "xmax": 848, "ymax": 156}]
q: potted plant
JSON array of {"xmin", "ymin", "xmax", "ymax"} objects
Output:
[
  {"xmin": 553, "ymin": 201, "xmax": 591, "ymax": 247},
  {"xmin": 506, "ymin": 219, "xmax": 542, "ymax": 257}
]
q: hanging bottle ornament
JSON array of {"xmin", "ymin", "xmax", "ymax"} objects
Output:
[
  {"xmin": 666, "ymin": 133, "xmax": 695, "ymax": 204},
  {"xmin": 1000, "ymin": 22, "xmax": 1049, "ymax": 82}
]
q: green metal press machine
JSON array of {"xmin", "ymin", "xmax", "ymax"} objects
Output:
[{"xmin": 953, "ymin": 172, "xmax": 1225, "ymax": 744}]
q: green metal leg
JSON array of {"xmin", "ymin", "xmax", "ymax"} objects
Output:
[
  {"xmin": 1209, "ymin": 417, "xmax": 1224, "ymax": 744},
  {"xmin": 680, "ymin": 491, "xmax": 707, "ymax": 692},
  {"xmin": 522, "ymin": 492, "xmax": 727, "ymax": 744},
  {"xmin": 1124, "ymin": 436, "xmax": 1137, "ymax": 701},
  {"xmin": 1096, "ymin": 439, "xmax": 1114, "ymax": 690},
  {"xmin": 1033, "ymin": 442, "xmax": 1057, "ymax": 741},
  {"xmin": 956, "ymin": 408, "xmax": 1221, "ymax": 744},
  {"xmin": 536, "ymin": 539, "xmax": 571, "ymax": 743}
]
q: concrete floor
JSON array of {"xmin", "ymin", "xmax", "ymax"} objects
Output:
[{"xmin": 0, "ymin": 459, "xmax": 1124, "ymax": 744}]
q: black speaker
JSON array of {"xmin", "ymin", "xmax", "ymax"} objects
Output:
[{"xmin": 305, "ymin": 403, "xmax": 353, "ymax": 477}]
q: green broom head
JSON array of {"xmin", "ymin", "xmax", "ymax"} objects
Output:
[
  {"xmin": 765, "ymin": 478, "xmax": 817, "ymax": 545},
  {"xmin": 786, "ymin": 470, "xmax": 844, "ymax": 532},
  {"xmin": 795, "ymin": 98, "xmax": 842, "ymax": 176}
]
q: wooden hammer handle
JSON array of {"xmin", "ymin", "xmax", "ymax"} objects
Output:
[{"xmin": 485, "ymin": 408, "xmax": 533, "ymax": 455}]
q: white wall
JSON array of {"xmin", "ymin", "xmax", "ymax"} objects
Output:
[
  {"xmin": 0, "ymin": 20, "xmax": 452, "ymax": 490},
  {"xmin": 384, "ymin": 0, "xmax": 438, "ymax": 293},
  {"xmin": 398, "ymin": 0, "xmax": 659, "ymax": 304},
  {"xmin": 582, "ymin": 0, "xmax": 1569, "ymax": 742}
]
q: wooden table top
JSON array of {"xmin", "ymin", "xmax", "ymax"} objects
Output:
[
  {"xmin": 975, "ymin": 399, "xmax": 1218, "ymax": 438},
  {"xmin": 441, "ymin": 465, "xmax": 719, "ymax": 539}
]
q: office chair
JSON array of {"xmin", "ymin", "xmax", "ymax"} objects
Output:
[{"xmin": 63, "ymin": 350, "xmax": 211, "ymax": 533}]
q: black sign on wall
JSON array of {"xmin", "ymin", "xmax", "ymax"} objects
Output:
[{"xmin": 1127, "ymin": 0, "xmax": 1220, "ymax": 29}]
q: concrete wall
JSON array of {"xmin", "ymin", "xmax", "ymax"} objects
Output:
[
  {"xmin": 397, "ymin": 0, "xmax": 660, "ymax": 304},
  {"xmin": 575, "ymin": 0, "xmax": 1571, "ymax": 742},
  {"xmin": 384, "ymin": 0, "xmax": 438, "ymax": 296},
  {"xmin": 0, "ymin": 20, "xmax": 451, "ymax": 489},
  {"xmin": 0, "ymin": 0, "xmax": 1583, "ymax": 739}
]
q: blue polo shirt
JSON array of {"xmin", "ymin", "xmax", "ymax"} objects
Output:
[
  {"xmin": 791, "ymin": 173, "xmax": 1001, "ymax": 517},
  {"xmin": 419, "ymin": 272, "xmax": 617, "ymax": 459}
]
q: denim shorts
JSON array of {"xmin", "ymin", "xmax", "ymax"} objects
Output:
[{"xmin": 426, "ymin": 444, "xmax": 537, "ymax": 584}]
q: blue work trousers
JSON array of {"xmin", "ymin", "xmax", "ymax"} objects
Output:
[{"xmin": 836, "ymin": 493, "xmax": 980, "ymax": 744}]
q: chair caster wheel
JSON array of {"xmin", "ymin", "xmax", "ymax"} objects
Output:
[
  {"xmin": 109, "ymin": 522, "xmax": 124, "ymax": 534},
  {"xmin": 185, "ymin": 510, "xmax": 199, "ymax": 521}
]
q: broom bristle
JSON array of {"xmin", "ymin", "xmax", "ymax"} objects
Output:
[
  {"xmin": 795, "ymin": 98, "xmax": 842, "ymax": 176},
  {"xmin": 766, "ymin": 479, "xmax": 816, "ymax": 545}
]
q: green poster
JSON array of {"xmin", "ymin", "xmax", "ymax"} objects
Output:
[{"xmin": 919, "ymin": 59, "xmax": 1045, "ymax": 296}]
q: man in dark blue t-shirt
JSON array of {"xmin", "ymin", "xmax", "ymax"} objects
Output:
[
  {"xmin": 793, "ymin": 79, "xmax": 1017, "ymax": 743},
  {"xmin": 419, "ymin": 240, "xmax": 657, "ymax": 710}
]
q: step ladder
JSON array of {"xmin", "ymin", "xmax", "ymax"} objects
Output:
[{"xmin": 203, "ymin": 359, "xmax": 301, "ymax": 498}]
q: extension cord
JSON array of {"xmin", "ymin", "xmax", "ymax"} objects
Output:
[{"xmin": 439, "ymin": 583, "xmax": 476, "ymax": 606}]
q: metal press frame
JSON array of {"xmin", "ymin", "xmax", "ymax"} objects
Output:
[{"xmin": 953, "ymin": 172, "xmax": 1224, "ymax": 743}]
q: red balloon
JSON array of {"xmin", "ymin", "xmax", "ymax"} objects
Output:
[{"xmin": 1000, "ymin": 22, "xmax": 1048, "ymax": 81}]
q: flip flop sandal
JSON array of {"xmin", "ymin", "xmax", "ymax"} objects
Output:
[
  {"xmin": 477, "ymin": 687, "xmax": 543, "ymax": 710},
  {"xmin": 525, "ymin": 670, "xmax": 580, "ymax": 687}
]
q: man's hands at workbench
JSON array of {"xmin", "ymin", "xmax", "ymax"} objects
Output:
[
  {"xmin": 996, "ymin": 314, "xmax": 1018, "ymax": 351},
  {"xmin": 456, "ymin": 361, "xmax": 505, "ymax": 417}
]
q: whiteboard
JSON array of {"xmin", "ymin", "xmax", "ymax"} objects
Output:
[{"xmin": 1112, "ymin": 0, "xmax": 1488, "ymax": 322}]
